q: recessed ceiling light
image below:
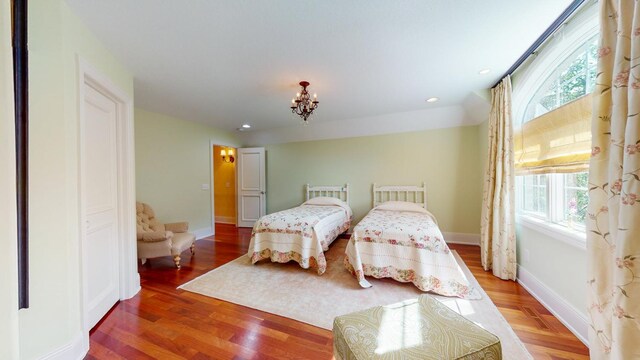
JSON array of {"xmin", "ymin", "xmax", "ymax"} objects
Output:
[
  {"xmin": 242, "ymin": 124, "xmax": 251, "ymax": 128},
  {"xmin": 478, "ymin": 68, "xmax": 491, "ymax": 75},
  {"xmin": 426, "ymin": 97, "xmax": 439, "ymax": 103}
]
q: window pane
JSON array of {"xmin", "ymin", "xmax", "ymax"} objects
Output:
[
  {"xmin": 563, "ymin": 172, "xmax": 588, "ymax": 225},
  {"xmin": 560, "ymin": 53, "xmax": 587, "ymax": 103},
  {"xmin": 586, "ymin": 38, "xmax": 598, "ymax": 93},
  {"xmin": 520, "ymin": 174, "xmax": 548, "ymax": 217},
  {"xmin": 539, "ymin": 186, "xmax": 548, "ymax": 213},
  {"xmin": 538, "ymin": 175, "xmax": 548, "ymax": 214}
]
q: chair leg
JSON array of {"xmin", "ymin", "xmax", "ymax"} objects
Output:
[
  {"xmin": 173, "ymin": 255, "xmax": 181, "ymax": 269},
  {"xmin": 190, "ymin": 243, "xmax": 195, "ymax": 255}
]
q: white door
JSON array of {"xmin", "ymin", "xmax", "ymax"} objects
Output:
[
  {"xmin": 82, "ymin": 83, "xmax": 120, "ymax": 329},
  {"xmin": 237, "ymin": 147, "xmax": 266, "ymax": 227}
]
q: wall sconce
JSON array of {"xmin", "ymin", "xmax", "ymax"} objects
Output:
[{"xmin": 221, "ymin": 148, "xmax": 235, "ymax": 163}]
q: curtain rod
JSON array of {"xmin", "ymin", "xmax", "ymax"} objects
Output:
[{"xmin": 492, "ymin": 0, "xmax": 587, "ymax": 88}]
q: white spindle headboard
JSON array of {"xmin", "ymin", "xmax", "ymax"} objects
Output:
[
  {"xmin": 305, "ymin": 183, "xmax": 350, "ymax": 204},
  {"xmin": 372, "ymin": 182, "xmax": 427, "ymax": 209}
]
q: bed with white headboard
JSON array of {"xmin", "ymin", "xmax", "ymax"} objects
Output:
[
  {"xmin": 372, "ymin": 182, "xmax": 426, "ymax": 209},
  {"xmin": 306, "ymin": 183, "xmax": 350, "ymax": 205},
  {"xmin": 248, "ymin": 184, "xmax": 352, "ymax": 275},
  {"xmin": 344, "ymin": 182, "xmax": 480, "ymax": 299}
]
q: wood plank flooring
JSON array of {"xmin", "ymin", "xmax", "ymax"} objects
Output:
[{"xmin": 87, "ymin": 224, "xmax": 589, "ymax": 359}]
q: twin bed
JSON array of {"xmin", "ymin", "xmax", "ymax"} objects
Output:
[
  {"xmin": 248, "ymin": 183, "xmax": 479, "ymax": 299},
  {"xmin": 248, "ymin": 184, "xmax": 352, "ymax": 275}
]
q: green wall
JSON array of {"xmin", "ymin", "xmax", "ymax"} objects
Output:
[
  {"xmin": 135, "ymin": 108, "xmax": 241, "ymax": 233},
  {"xmin": 516, "ymin": 225, "xmax": 587, "ymax": 314},
  {"xmin": 479, "ymin": 112, "xmax": 586, "ymax": 319},
  {"xmin": 511, "ymin": 59, "xmax": 588, "ymax": 322},
  {"xmin": 265, "ymin": 125, "xmax": 484, "ymax": 234},
  {"xmin": 19, "ymin": 0, "xmax": 134, "ymax": 358}
]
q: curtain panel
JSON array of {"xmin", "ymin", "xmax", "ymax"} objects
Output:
[
  {"xmin": 480, "ymin": 76, "xmax": 517, "ymax": 281},
  {"xmin": 587, "ymin": 0, "xmax": 640, "ymax": 358}
]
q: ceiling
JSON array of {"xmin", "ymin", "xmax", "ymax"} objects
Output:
[{"xmin": 65, "ymin": 0, "xmax": 573, "ymax": 133}]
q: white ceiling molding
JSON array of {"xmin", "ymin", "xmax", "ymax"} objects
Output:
[
  {"xmin": 240, "ymin": 105, "xmax": 481, "ymax": 146},
  {"xmin": 65, "ymin": 0, "xmax": 573, "ymax": 134},
  {"xmin": 461, "ymin": 91, "xmax": 491, "ymax": 124}
]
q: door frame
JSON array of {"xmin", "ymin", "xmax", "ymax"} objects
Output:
[
  {"xmin": 77, "ymin": 56, "xmax": 139, "ymax": 347},
  {"xmin": 209, "ymin": 140, "xmax": 238, "ymax": 235}
]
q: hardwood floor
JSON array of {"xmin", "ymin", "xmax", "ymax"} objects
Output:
[{"xmin": 87, "ymin": 224, "xmax": 589, "ymax": 359}]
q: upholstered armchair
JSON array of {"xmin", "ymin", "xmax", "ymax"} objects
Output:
[{"xmin": 136, "ymin": 202, "xmax": 196, "ymax": 269}]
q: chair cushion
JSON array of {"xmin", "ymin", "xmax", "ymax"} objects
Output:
[
  {"xmin": 165, "ymin": 221, "xmax": 189, "ymax": 233},
  {"xmin": 333, "ymin": 295, "xmax": 501, "ymax": 360},
  {"xmin": 136, "ymin": 201, "xmax": 165, "ymax": 233},
  {"xmin": 171, "ymin": 232, "xmax": 196, "ymax": 255},
  {"xmin": 138, "ymin": 230, "xmax": 172, "ymax": 242},
  {"xmin": 137, "ymin": 238, "xmax": 172, "ymax": 259}
]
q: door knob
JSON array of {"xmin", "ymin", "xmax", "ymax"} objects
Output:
[{"xmin": 260, "ymin": 191, "xmax": 265, "ymax": 194}]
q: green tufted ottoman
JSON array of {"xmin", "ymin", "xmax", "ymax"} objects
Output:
[{"xmin": 333, "ymin": 295, "xmax": 502, "ymax": 360}]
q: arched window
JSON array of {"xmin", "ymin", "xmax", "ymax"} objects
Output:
[
  {"xmin": 522, "ymin": 34, "xmax": 598, "ymax": 124},
  {"xmin": 514, "ymin": 12, "xmax": 598, "ymax": 234}
]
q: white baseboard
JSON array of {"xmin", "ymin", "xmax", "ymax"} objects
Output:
[
  {"xmin": 214, "ymin": 216, "xmax": 236, "ymax": 224},
  {"xmin": 443, "ymin": 232, "xmax": 480, "ymax": 246},
  {"xmin": 193, "ymin": 227, "xmax": 214, "ymax": 240},
  {"xmin": 517, "ymin": 265, "xmax": 589, "ymax": 346},
  {"xmin": 40, "ymin": 332, "xmax": 88, "ymax": 360}
]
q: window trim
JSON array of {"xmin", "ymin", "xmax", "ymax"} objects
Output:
[{"xmin": 517, "ymin": 214, "xmax": 586, "ymax": 250}]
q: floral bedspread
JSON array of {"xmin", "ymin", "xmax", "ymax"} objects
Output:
[
  {"xmin": 248, "ymin": 205, "xmax": 351, "ymax": 274},
  {"xmin": 345, "ymin": 209, "xmax": 481, "ymax": 299}
]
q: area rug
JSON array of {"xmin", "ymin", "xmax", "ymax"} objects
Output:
[{"xmin": 179, "ymin": 238, "xmax": 532, "ymax": 359}]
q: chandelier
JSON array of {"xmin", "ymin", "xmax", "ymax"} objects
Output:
[{"xmin": 290, "ymin": 81, "xmax": 319, "ymax": 123}]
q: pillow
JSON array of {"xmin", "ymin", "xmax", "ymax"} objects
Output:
[
  {"xmin": 303, "ymin": 197, "xmax": 352, "ymax": 218},
  {"xmin": 375, "ymin": 201, "xmax": 428, "ymax": 214},
  {"xmin": 303, "ymin": 196, "xmax": 347, "ymax": 207}
]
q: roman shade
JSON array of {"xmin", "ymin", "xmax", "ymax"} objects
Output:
[{"xmin": 514, "ymin": 93, "xmax": 592, "ymax": 174}]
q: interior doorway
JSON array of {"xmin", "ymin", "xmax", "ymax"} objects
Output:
[
  {"xmin": 212, "ymin": 145, "xmax": 237, "ymax": 227},
  {"xmin": 78, "ymin": 58, "xmax": 139, "ymax": 342}
]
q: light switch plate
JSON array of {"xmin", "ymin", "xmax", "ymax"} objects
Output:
[{"xmin": 201, "ymin": 184, "xmax": 210, "ymax": 190}]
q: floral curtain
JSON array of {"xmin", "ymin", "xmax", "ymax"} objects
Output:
[
  {"xmin": 587, "ymin": 0, "xmax": 640, "ymax": 358},
  {"xmin": 480, "ymin": 76, "xmax": 517, "ymax": 281}
]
